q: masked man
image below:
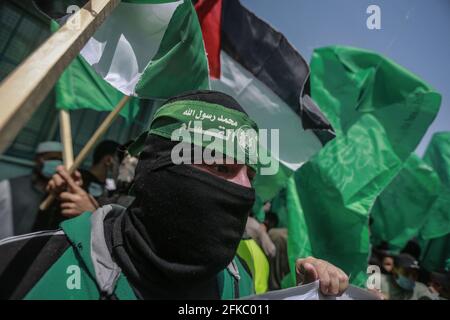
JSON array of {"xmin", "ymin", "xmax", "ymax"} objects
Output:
[
  {"xmin": 380, "ymin": 253, "xmax": 437, "ymax": 300},
  {"xmin": 0, "ymin": 141, "xmax": 62, "ymax": 240},
  {"xmin": 0, "ymin": 91, "xmax": 348, "ymax": 300}
]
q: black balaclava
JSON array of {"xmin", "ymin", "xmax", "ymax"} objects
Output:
[{"xmin": 108, "ymin": 90, "xmax": 257, "ymax": 299}]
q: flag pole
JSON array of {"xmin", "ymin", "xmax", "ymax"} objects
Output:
[
  {"xmin": 40, "ymin": 95, "xmax": 130, "ymax": 211},
  {"xmin": 0, "ymin": 0, "xmax": 120, "ymax": 155},
  {"xmin": 59, "ymin": 110, "xmax": 74, "ymax": 169}
]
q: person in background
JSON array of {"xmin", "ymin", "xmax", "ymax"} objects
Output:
[
  {"xmin": 34, "ymin": 141, "xmax": 137, "ymax": 226},
  {"xmin": 380, "ymin": 253, "xmax": 437, "ymax": 300},
  {"xmin": 32, "ymin": 140, "xmax": 121, "ymax": 231},
  {"xmin": 401, "ymin": 240, "xmax": 422, "ymax": 261},
  {"xmin": 381, "ymin": 254, "xmax": 395, "ymax": 274},
  {"xmin": 80, "ymin": 140, "xmax": 121, "ymax": 199},
  {"xmin": 371, "ymin": 243, "xmax": 395, "ymax": 274},
  {"xmin": 0, "ymin": 141, "xmax": 62, "ymax": 239},
  {"xmin": 428, "ymin": 270, "xmax": 450, "ymax": 300},
  {"xmin": 97, "ymin": 141, "xmax": 137, "ymax": 208},
  {"xmin": 238, "ymin": 213, "xmax": 275, "ymax": 294}
]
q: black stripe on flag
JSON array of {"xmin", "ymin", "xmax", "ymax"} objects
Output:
[{"xmin": 220, "ymin": 0, "xmax": 334, "ymax": 142}]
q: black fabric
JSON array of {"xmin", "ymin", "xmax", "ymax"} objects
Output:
[
  {"xmin": 109, "ymin": 212, "xmax": 221, "ymax": 300},
  {"xmin": 394, "ymin": 253, "xmax": 420, "ymax": 269},
  {"xmin": 80, "ymin": 169, "xmax": 105, "ymax": 194},
  {"xmin": 9, "ymin": 175, "xmax": 46, "ymax": 235},
  {"xmin": 32, "ymin": 203, "xmax": 67, "ymax": 233},
  {"xmin": 220, "ymin": 0, "xmax": 334, "ymax": 140},
  {"xmin": 221, "ymin": 0, "xmax": 309, "ymax": 114},
  {"xmin": 132, "ymin": 163, "xmax": 254, "ymax": 276},
  {"xmin": 0, "ymin": 232, "xmax": 70, "ymax": 299}
]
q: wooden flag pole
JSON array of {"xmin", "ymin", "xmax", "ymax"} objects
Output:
[
  {"xmin": 40, "ymin": 95, "xmax": 130, "ymax": 210},
  {"xmin": 59, "ymin": 110, "xmax": 74, "ymax": 169},
  {"xmin": 0, "ymin": 0, "xmax": 120, "ymax": 155}
]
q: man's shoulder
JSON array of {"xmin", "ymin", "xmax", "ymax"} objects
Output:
[
  {"xmin": 0, "ymin": 230, "xmax": 71, "ymax": 299},
  {"xmin": 413, "ymin": 281, "xmax": 436, "ymax": 300},
  {"xmin": 0, "ymin": 229, "xmax": 68, "ymax": 254}
]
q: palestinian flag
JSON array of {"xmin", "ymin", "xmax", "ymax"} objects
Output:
[
  {"xmin": 50, "ymin": 21, "xmax": 140, "ymax": 122},
  {"xmin": 37, "ymin": 0, "xmax": 210, "ymax": 100},
  {"xmin": 194, "ymin": 0, "xmax": 333, "ymax": 198},
  {"xmin": 81, "ymin": 0, "xmax": 210, "ymax": 99}
]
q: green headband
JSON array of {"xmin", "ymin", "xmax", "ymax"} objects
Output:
[{"xmin": 130, "ymin": 100, "xmax": 260, "ymax": 170}]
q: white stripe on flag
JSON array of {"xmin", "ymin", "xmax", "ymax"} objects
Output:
[
  {"xmin": 80, "ymin": 1, "xmax": 183, "ymax": 96},
  {"xmin": 212, "ymin": 51, "xmax": 323, "ymax": 171}
]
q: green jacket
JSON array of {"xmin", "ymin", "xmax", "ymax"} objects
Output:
[{"xmin": 0, "ymin": 205, "xmax": 254, "ymax": 300}]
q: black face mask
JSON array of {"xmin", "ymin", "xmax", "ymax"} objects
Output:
[
  {"xmin": 111, "ymin": 135, "xmax": 255, "ymax": 292},
  {"xmin": 132, "ymin": 163, "xmax": 255, "ymax": 279}
]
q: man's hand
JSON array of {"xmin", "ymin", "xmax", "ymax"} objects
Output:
[
  {"xmin": 46, "ymin": 165, "xmax": 83, "ymax": 196},
  {"xmin": 46, "ymin": 166, "xmax": 98, "ymax": 217},
  {"xmin": 244, "ymin": 217, "xmax": 277, "ymax": 258},
  {"xmin": 296, "ymin": 257, "xmax": 349, "ymax": 296}
]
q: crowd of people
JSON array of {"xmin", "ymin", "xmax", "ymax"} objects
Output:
[{"xmin": 369, "ymin": 242, "xmax": 449, "ymax": 300}]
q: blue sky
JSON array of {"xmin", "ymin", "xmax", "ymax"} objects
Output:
[{"xmin": 241, "ymin": 0, "xmax": 450, "ymax": 155}]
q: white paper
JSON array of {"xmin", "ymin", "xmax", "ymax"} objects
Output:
[{"xmin": 244, "ymin": 280, "xmax": 380, "ymax": 300}]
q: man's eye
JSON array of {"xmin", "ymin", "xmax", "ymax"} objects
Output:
[{"xmin": 212, "ymin": 165, "xmax": 229, "ymax": 174}]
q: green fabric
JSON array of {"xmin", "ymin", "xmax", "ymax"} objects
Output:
[
  {"xmin": 286, "ymin": 46, "xmax": 441, "ymax": 287},
  {"xmin": 252, "ymin": 163, "xmax": 291, "ymax": 202},
  {"xmin": 237, "ymin": 239, "xmax": 269, "ymax": 294},
  {"xmin": 217, "ymin": 257, "xmax": 255, "ymax": 300},
  {"xmin": 424, "ymin": 132, "xmax": 450, "ymax": 187},
  {"xmin": 60, "ymin": 212, "xmax": 137, "ymax": 300},
  {"xmin": 416, "ymin": 132, "xmax": 450, "ymax": 272},
  {"xmin": 25, "ymin": 212, "xmax": 137, "ymax": 300},
  {"xmin": 421, "ymin": 132, "xmax": 450, "ymax": 239},
  {"xmin": 150, "ymin": 100, "xmax": 258, "ymax": 135},
  {"xmin": 419, "ymin": 234, "xmax": 450, "ymax": 272},
  {"xmin": 286, "ymin": 176, "xmax": 311, "ymax": 288},
  {"xmin": 52, "ymin": 21, "xmax": 140, "ymax": 121},
  {"xmin": 371, "ymin": 154, "xmax": 441, "ymax": 252},
  {"xmin": 134, "ymin": 99, "xmax": 260, "ymax": 170},
  {"xmin": 251, "ymin": 194, "xmax": 265, "ymax": 223},
  {"xmin": 234, "ymin": 257, "xmax": 255, "ymax": 298},
  {"xmin": 24, "ymin": 211, "xmax": 252, "ymax": 299},
  {"xmin": 270, "ymin": 188, "xmax": 289, "ymax": 229},
  {"xmin": 25, "ymin": 245, "xmax": 101, "ymax": 300},
  {"xmin": 134, "ymin": 0, "xmax": 209, "ymax": 99}
]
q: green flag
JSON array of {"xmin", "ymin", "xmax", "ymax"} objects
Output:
[
  {"xmin": 421, "ymin": 132, "xmax": 450, "ymax": 240},
  {"xmin": 416, "ymin": 132, "xmax": 450, "ymax": 272},
  {"xmin": 52, "ymin": 21, "xmax": 140, "ymax": 121},
  {"xmin": 287, "ymin": 46, "xmax": 441, "ymax": 287},
  {"xmin": 79, "ymin": 0, "xmax": 209, "ymax": 99},
  {"xmin": 286, "ymin": 176, "xmax": 312, "ymax": 287},
  {"xmin": 418, "ymin": 234, "xmax": 450, "ymax": 272},
  {"xmin": 370, "ymin": 154, "xmax": 440, "ymax": 252},
  {"xmin": 56, "ymin": 55, "xmax": 140, "ymax": 121}
]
